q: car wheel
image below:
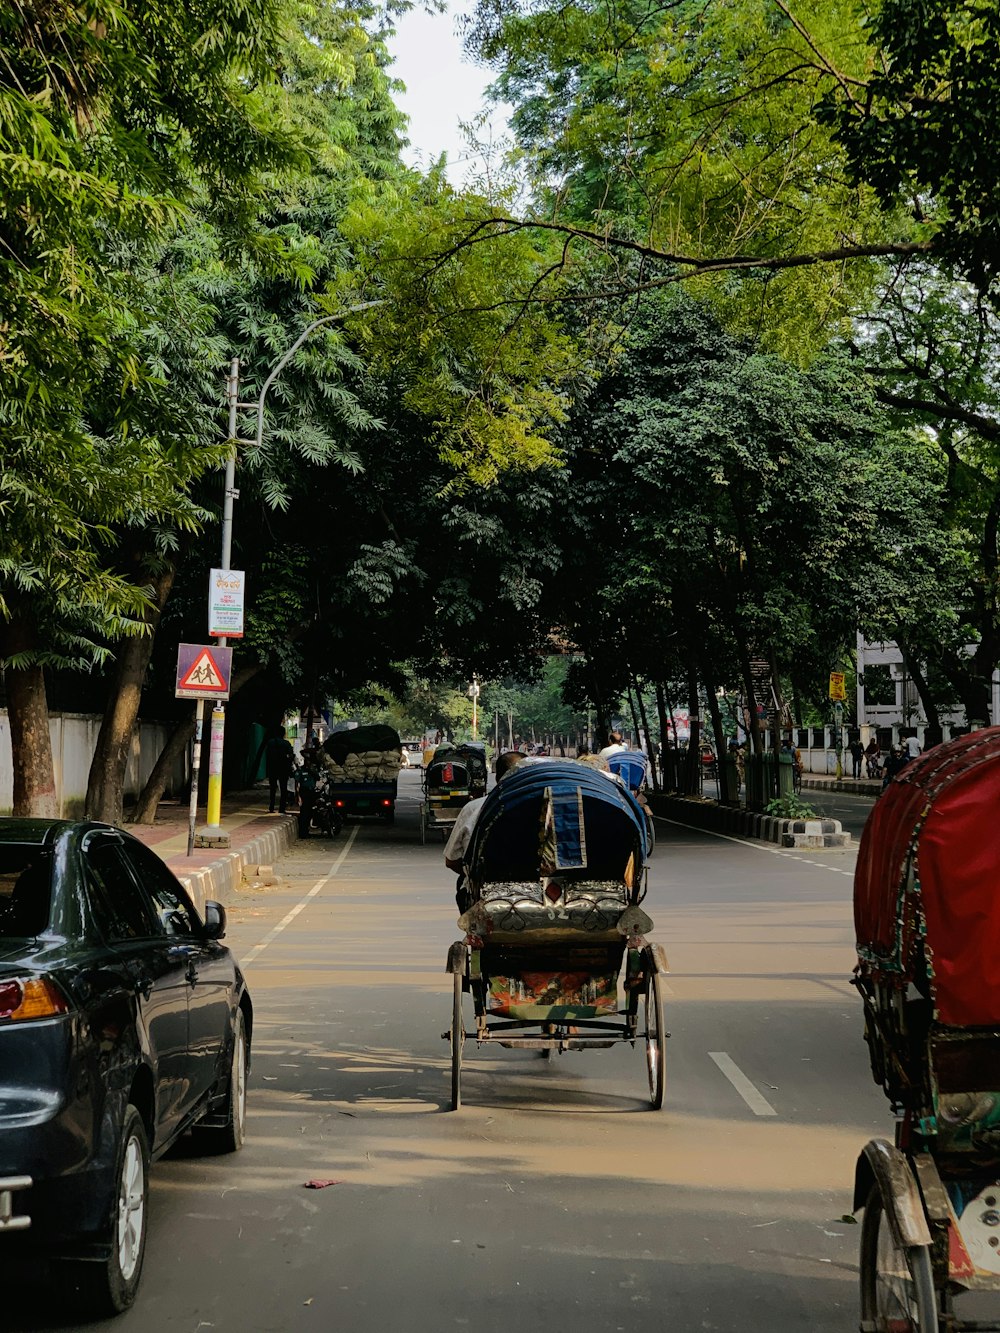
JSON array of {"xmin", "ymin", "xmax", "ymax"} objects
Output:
[
  {"xmin": 193, "ymin": 1009, "xmax": 248, "ymax": 1154},
  {"xmin": 75, "ymin": 1103, "xmax": 149, "ymax": 1316}
]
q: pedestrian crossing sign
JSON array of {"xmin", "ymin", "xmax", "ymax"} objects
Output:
[{"xmin": 175, "ymin": 643, "xmax": 233, "ymax": 700}]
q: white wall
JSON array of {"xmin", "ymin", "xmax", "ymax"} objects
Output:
[{"xmin": 0, "ymin": 712, "xmax": 186, "ymax": 817}]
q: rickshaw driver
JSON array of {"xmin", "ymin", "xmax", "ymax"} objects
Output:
[{"xmin": 444, "ymin": 751, "xmax": 526, "ymax": 909}]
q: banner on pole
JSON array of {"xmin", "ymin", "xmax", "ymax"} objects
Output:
[
  {"xmin": 208, "ymin": 569, "xmax": 245, "ymax": 638},
  {"xmin": 828, "ymin": 671, "xmax": 846, "ymax": 701},
  {"xmin": 176, "ymin": 644, "xmax": 233, "ymax": 700}
]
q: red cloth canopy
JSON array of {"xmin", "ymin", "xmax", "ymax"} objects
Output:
[{"xmin": 854, "ymin": 728, "xmax": 1000, "ymax": 1026}]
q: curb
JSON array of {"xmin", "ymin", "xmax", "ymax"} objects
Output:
[
  {"xmin": 172, "ymin": 816, "xmax": 298, "ymax": 914},
  {"xmin": 802, "ymin": 778, "xmax": 881, "ymax": 798},
  {"xmin": 647, "ymin": 794, "xmax": 851, "ymax": 849}
]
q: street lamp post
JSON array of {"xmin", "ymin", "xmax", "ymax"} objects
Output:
[
  {"xmin": 468, "ymin": 676, "xmax": 480, "ymax": 740},
  {"xmin": 193, "ymin": 302, "xmax": 384, "ymax": 844}
]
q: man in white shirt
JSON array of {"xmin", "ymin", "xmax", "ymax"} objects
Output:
[
  {"xmin": 597, "ymin": 729, "xmax": 626, "ymax": 760},
  {"xmin": 445, "ymin": 751, "xmax": 526, "ymax": 905},
  {"xmin": 444, "ymin": 750, "xmax": 526, "ymax": 870},
  {"xmin": 904, "ymin": 734, "xmax": 922, "ymax": 760}
]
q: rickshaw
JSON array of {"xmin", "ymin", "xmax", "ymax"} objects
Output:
[
  {"xmin": 443, "ymin": 759, "xmax": 666, "ymax": 1110},
  {"xmin": 853, "ymin": 727, "xmax": 1000, "ymax": 1332},
  {"xmin": 420, "ymin": 742, "xmax": 488, "ymax": 845}
]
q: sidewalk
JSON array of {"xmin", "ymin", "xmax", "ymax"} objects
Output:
[{"xmin": 126, "ymin": 789, "xmax": 298, "ymax": 912}]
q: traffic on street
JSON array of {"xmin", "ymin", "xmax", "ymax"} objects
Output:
[{"xmin": 1, "ymin": 766, "xmax": 908, "ymax": 1332}]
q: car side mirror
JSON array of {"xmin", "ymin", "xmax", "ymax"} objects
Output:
[{"xmin": 203, "ymin": 900, "xmax": 227, "ymax": 940}]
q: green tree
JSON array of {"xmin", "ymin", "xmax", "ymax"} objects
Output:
[{"xmin": 0, "ymin": 0, "xmax": 297, "ymax": 813}]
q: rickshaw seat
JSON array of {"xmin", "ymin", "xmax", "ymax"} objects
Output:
[{"xmin": 472, "ymin": 878, "xmax": 642, "ymax": 945}]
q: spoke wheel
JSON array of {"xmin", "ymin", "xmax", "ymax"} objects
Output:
[
  {"xmin": 451, "ymin": 970, "xmax": 464, "ymax": 1110},
  {"xmin": 643, "ymin": 965, "xmax": 666, "ymax": 1109},
  {"xmin": 860, "ymin": 1185, "xmax": 939, "ymax": 1332},
  {"xmin": 73, "ymin": 1104, "xmax": 149, "ymax": 1316}
]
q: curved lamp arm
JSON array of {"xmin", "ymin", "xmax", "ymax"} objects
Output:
[{"xmin": 254, "ymin": 300, "xmax": 385, "ymax": 449}]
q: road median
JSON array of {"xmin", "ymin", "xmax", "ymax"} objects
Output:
[{"xmin": 648, "ymin": 793, "xmax": 851, "ymax": 848}]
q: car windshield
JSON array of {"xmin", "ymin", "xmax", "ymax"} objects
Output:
[{"xmin": 0, "ymin": 845, "xmax": 53, "ymax": 938}]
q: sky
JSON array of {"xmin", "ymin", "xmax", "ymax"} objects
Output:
[{"xmin": 385, "ymin": 4, "xmax": 512, "ymax": 183}]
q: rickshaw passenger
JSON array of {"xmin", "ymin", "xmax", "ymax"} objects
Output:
[
  {"xmin": 445, "ymin": 751, "xmax": 526, "ymax": 908},
  {"xmin": 597, "ymin": 730, "xmax": 626, "ymax": 759}
]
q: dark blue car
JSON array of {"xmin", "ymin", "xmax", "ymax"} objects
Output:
[{"xmin": 0, "ymin": 819, "xmax": 252, "ymax": 1315}]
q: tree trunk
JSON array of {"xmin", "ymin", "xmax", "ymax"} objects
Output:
[
  {"xmin": 701, "ymin": 656, "xmax": 733, "ymax": 804},
  {"xmin": 683, "ymin": 666, "xmax": 701, "ymax": 795},
  {"xmin": 86, "ymin": 567, "xmax": 176, "ymax": 824},
  {"xmin": 736, "ymin": 637, "xmax": 764, "ymax": 757},
  {"xmin": 129, "ymin": 715, "xmax": 195, "ymax": 824},
  {"xmin": 899, "ymin": 642, "xmax": 943, "ymax": 748},
  {"xmin": 3, "ymin": 613, "xmax": 58, "ymax": 816},
  {"xmin": 625, "ymin": 678, "xmax": 642, "ymax": 749},
  {"xmin": 938, "ymin": 650, "xmax": 994, "ymax": 729},
  {"xmin": 634, "ymin": 679, "xmax": 659, "ymax": 792},
  {"xmin": 655, "ymin": 681, "xmax": 674, "ymax": 791}
]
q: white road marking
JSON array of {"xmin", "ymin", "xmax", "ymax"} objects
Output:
[
  {"xmin": 708, "ymin": 1051, "xmax": 778, "ymax": 1116},
  {"xmin": 240, "ymin": 824, "xmax": 359, "ymax": 966},
  {"xmin": 651, "ymin": 814, "xmax": 855, "ymax": 875}
]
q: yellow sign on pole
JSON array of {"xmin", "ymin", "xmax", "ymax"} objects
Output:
[{"xmin": 829, "ymin": 671, "xmax": 846, "ymax": 701}]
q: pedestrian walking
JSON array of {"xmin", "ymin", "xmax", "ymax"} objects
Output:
[
  {"xmin": 849, "ymin": 737, "xmax": 864, "ymax": 780},
  {"xmin": 261, "ymin": 725, "xmax": 296, "ymax": 814}
]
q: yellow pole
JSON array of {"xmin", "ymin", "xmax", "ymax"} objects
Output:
[{"xmin": 206, "ymin": 706, "xmax": 225, "ymax": 826}]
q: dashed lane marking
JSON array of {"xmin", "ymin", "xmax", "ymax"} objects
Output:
[
  {"xmin": 240, "ymin": 824, "xmax": 359, "ymax": 966},
  {"xmin": 709, "ymin": 1051, "xmax": 778, "ymax": 1116},
  {"xmin": 652, "ymin": 814, "xmax": 855, "ymax": 876}
]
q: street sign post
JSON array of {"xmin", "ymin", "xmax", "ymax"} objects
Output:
[
  {"xmin": 175, "ymin": 644, "xmax": 232, "ymax": 700},
  {"xmin": 175, "ymin": 645, "xmax": 233, "ymax": 854},
  {"xmin": 208, "ymin": 568, "xmax": 246, "ymax": 639}
]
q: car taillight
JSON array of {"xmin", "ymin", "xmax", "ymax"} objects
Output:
[
  {"xmin": 335, "ymin": 799, "xmax": 344, "ymax": 808},
  {"xmin": 0, "ymin": 977, "xmax": 69, "ymax": 1023},
  {"xmin": 382, "ymin": 799, "xmax": 391, "ymax": 807}
]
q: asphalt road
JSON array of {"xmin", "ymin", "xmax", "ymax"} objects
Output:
[{"xmin": 13, "ymin": 770, "xmax": 902, "ymax": 1332}]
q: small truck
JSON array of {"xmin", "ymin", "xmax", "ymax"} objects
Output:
[{"xmin": 319, "ymin": 724, "xmax": 403, "ymax": 824}]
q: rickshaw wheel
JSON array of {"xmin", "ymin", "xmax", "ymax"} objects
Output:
[
  {"xmin": 643, "ymin": 966, "xmax": 666, "ymax": 1110},
  {"xmin": 860, "ymin": 1185, "xmax": 938, "ymax": 1332},
  {"xmin": 451, "ymin": 971, "xmax": 464, "ymax": 1110}
]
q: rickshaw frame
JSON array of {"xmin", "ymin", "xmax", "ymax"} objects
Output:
[
  {"xmin": 852, "ymin": 729, "xmax": 1000, "ymax": 1333},
  {"xmin": 441, "ymin": 759, "xmax": 666, "ymax": 1112},
  {"xmin": 420, "ymin": 743, "xmax": 487, "ymax": 845}
]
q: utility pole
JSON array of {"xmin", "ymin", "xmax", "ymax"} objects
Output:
[
  {"xmin": 193, "ymin": 303, "xmax": 384, "ymax": 844},
  {"xmin": 196, "ymin": 357, "xmax": 240, "ymax": 848},
  {"xmin": 468, "ymin": 676, "xmax": 480, "ymax": 740}
]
